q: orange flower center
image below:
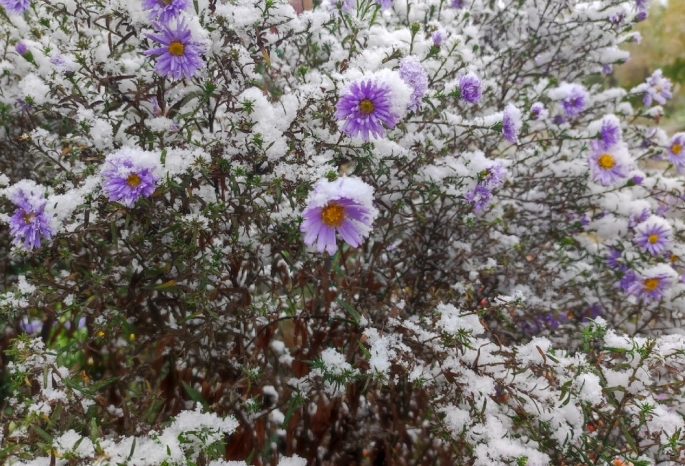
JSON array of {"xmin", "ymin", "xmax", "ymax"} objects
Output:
[
  {"xmin": 672, "ymin": 143, "xmax": 682, "ymax": 155},
  {"xmin": 643, "ymin": 278, "xmax": 659, "ymax": 291},
  {"xmin": 598, "ymin": 154, "xmax": 615, "ymax": 169},
  {"xmin": 23, "ymin": 212, "xmax": 35, "ymax": 224},
  {"xmin": 162, "ymin": 0, "xmax": 172, "ymax": 4},
  {"xmin": 359, "ymin": 98, "xmax": 375, "ymax": 115},
  {"xmin": 127, "ymin": 173, "xmax": 142, "ymax": 187},
  {"xmin": 648, "ymin": 234, "xmax": 659, "ymax": 244},
  {"xmin": 321, "ymin": 202, "xmax": 345, "ymax": 227},
  {"xmin": 671, "ymin": 254, "xmax": 679, "ymax": 262},
  {"xmin": 168, "ymin": 40, "xmax": 185, "ymax": 57}
]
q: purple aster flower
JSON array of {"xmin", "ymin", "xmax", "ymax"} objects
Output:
[
  {"xmin": 150, "ymin": 97, "xmax": 163, "ymax": 117},
  {"xmin": 373, "ymin": 0, "xmax": 391, "ymax": 7},
  {"xmin": 431, "ymin": 30, "xmax": 445, "ymax": 46},
  {"xmin": 560, "ymin": 84, "xmax": 589, "ymax": 119},
  {"xmin": 399, "ymin": 56, "xmax": 428, "ymax": 113},
  {"xmin": 142, "ymin": 0, "xmax": 189, "ymax": 22},
  {"xmin": 667, "ymin": 133, "xmax": 685, "ymax": 167},
  {"xmin": 145, "ymin": 20, "xmax": 205, "ymax": 80},
  {"xmin": 581, "ymin": 303, "xmax": 603, "ymax": 323},
  {"xmin": 608, "ymin": 13, "xmax": 625, "ymax": 28},
  {"xmin": 459, "ymin": 72, "xmax": 482, "ymax": 104},
  {"xmin": 335, "ymin": 78, "xmax": 400, "ymax": 141},
  {"xmin": 19, "ymin": 318, "xmax": 44, "ymax": 335},
  {"xmin": 530, "ymin": 102, "xmax": 547, "ymax": 120},
  {"xmin": 620, "ymin": 269, "xmax": 638, "ymax": 292},
  {"xmin": 629, "ymin": 208, "xmax": 650, "ymax": 228},
  {"xmin": 630, "ymin": 32, "xmax": 642, "ymax": 44},
  {"xmin": 502, "ymin": 103, "xmax": 522, "ymax": 144},
  {"xmin": 626, "ymin": 271, "xmax": 671, "ymax": 303},
  {"xmin": 630, "ymin": 175, "xmax": 643, "ymax": 185},
  {"xmin": 451, "ymin": 0, "xmax": 465, "ymax": 8},
  {"xmin": 466, "ymin": 161, "xmax": 505, "ymax": 211},
  {"xmin": 300, "ymin": 177, "xmax": 379, "ymax": 255},
  {"xmin": 15, "ymin": 42, "xmax": 28, "ymax": 55},
  {"xmin": 587, "ymin": 140, "xmax": 628, "ymax": 186},
  {"xmin": 465, "ymin": 184, "xmax": 492, "ymax": 212},
  {"xmin": 635, "ymin": 10, "xmax": 647, "ymax": 22},
  {"xmin": 101, "ymin": 149, "xmax": 159, "ymax": 207},
  {"xmin": 8, "ymin": 189, "xmax": 54, "ymax": 250},
  {"xmin": 481, "ymin": 165, "xmax": 505, "ymax": 188},
  {"xmin": 602, "ymin": 64, "xmax": 613, "ymax": 75},
  {"xmin": 0, "ymin": 0, "xmax": 30, "ymax": 14},
  {"xmin": 553, "ymin": 115, "xmax": 567, "ymax": 125},
  {"xmin": 605, "ymin": 247, "xmax": 625, "ymax": 270},
  {"xmin": 50, "ymin": 55, "xmax": 76, "ymax": 73},
  {"xmin": 634, "ymin": 216, "xmax": 672, "ymax": 255},
  {"xmin": 643, "ymin": 70, "xmax": 672, "ymax": 107},
  {"xmin": 634, "ymin": 0, "xmax": 649, "ymax": 9},
  {"xmin": 598, "ymin": 115, "xmax": 621, "ymax": 150}
]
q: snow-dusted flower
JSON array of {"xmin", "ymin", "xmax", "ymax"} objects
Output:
[
  {"xmin": 466, "ymin": 160, "xmax": 505, "ymax": 212},
  {"xmin": 634, "ymin": 216, "xmax": 672, "ymax": 255},
  {"xmin": 581, "ymin": 303, "xmax": 603, "ymax": 322},
  {"xmin": 0, "ymin": 0, "xmax": 30, "ymax": 14},
  {"xmin": 530, "ymin": 102, "xmax": 547, "ymax": 120},
  {"xmin": 50, "ymin": 55, "xmax": 76, "ymax": 73},
  {"xmin": 373, "ymin": 0, "xmax": 391, "ymax": 8},
  {"xmin": 335, "ymin": 78, "xmax": 400, "ymax": 141},
  {"xmin": 626, "ymin": 270, "xmax": 672, "ymax": 303},
  {"xmin": 15, "ymin": 42, "xmax": 28, "ymax": 55},
  {"xmin": 142, "ymin": 0, "xmax": 189, "ymax": 22},
  {"xmin": 602, "ymin": 64, "xmax": 613, "ymax": 75},
  {"xmin": 642, "ymin": 70, "xmax": 672, "ymax": 107},
  {"xmin": 465, "ymin": 184, "xmax": 492, "ymax": 212},
  {"xmin": 300, "ymin": 177, "xmax": 379, "ymax": 255},
  {"xmin": 667, "ymin": 133, "xmax": 685, "ymax": 167},
  {"xmin": 431, "ymin": 29, "xmax": 445, "ymax": 46},
  {"xmin": 145, "ymin": 20, "xmax": 205, "ymax": 80},
  {"xmin": 560, "ymin": 84, "xmax": 589, "ymax": 119},
  {"xmin": 101, "ymin": 149, "xmax": 159, "ymax": 207},
  {"xmin": 399, "ymin": 56, "xmax": 427, "ymax": 112},
  {"xmin": 598, "ymin": 115, "xmax": 622, "ymax": 150},
  {"xmin": 459, "ymin": 72, "xmax": 481, "ymax": 104},
  {"xmin": 450, "ymin": 0, "xmax": 465, "ymax": 8},
  {"xmin": 9, "ymin": 189, "xmax": 54, "ymax": 250},
  {"xmin": 587, "ymin": 141, "xmax": 629, "ymax": 186},
  {"xmin": 636, "ymin": 10, "xmax": 647, "ymax": 22},
  {"xmin": 502, "ymin": 103, "xmax": 522, "ymax": 143}
]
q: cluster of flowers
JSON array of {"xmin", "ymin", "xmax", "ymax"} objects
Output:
[{"xmin": 3, "ymin": 0, "xmax": 685, "ymax": 463}]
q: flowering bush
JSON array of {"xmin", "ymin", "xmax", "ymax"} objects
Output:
[{"xmin": 0, "ymin": 0, "xmax": 684, "ymax": 464}]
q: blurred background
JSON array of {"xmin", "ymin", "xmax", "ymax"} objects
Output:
[{"xmin": 616, "ymin": 0, "xmax": 685, "ymax": 131}]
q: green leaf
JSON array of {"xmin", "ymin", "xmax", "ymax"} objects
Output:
[
  {"xmin": 182, "ymin": 381, "xmax": 208, "ymax": 409},
  {"xmin": 31, "ymin": 425, "xmax": 53, "ymax": 443},
  {"xmin": 336, "ymin": 299, "xmax": 361, "ymax": 326}
]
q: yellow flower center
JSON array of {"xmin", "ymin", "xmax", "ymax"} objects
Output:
[
  {"xmin": 643, "ymin": 278, "xmax": 659, "ymax": 291},
  {"xmin": 23, "ymin": 213, "xmax": 35, "ymax": 224},
  {"xmin": 598, "ymin": 154, "xmax": 615, "ymax": 169},
  {"xmin": 162, "ymin": 0, "xmax": 172, "ymax": 4},
  {"xmin": 127, "ymin": 173, "xmax": 142, "ymax": 187},
  {"xmin": 321, "ymin": 202, "xmax": 345, "ymax": 227},
  {"xmin": 648, "ymin": 234, "xmax": 659, "ymax": 244},
  {"xmin": 168, "ymin": 40, "xmax": 185, "ymax": 57},
  {"xmin": 672, "ymin": 143, "xmax": 682, "ymax": 155},
  {"xmin": 671, "ymin": 254, "xmax": 679, "ymax": 262},
  {"xmin": 359, "ymin": 98, "xmax": 375, "ymax": 115}
]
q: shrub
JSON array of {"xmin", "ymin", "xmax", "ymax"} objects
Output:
[{"xmin": 1, "ymin": 0, "xmax": 684, "ymax": 464}]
